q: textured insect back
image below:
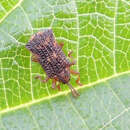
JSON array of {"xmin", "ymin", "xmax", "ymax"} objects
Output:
[
  {"xmin": 26, "ymin": 29, "xmax": 54, "ymax": 55},
  {"xmin": 26, "ymin": 29, "xmax": 81, "ymax": 98}
]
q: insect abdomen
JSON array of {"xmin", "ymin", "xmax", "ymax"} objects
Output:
[{"xmin": 40, "ymin": 46, "xmax": 68, "ymax": 78}]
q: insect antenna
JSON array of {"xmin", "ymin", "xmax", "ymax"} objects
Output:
[{"xmin": 67, "ymin": 82, "xmax": 80, "ymax": 97}]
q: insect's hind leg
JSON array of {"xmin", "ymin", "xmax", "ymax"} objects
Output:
[
  {"xmin": 35, "ymin": 75, "xmax": 50, "ymax": 83},
  {"xmin": 59, "ymin": 42, "xmax": 64, "ymax": 48},
  {"xmin": 70, "ymin": 70, "xmax": 82, "ymax": 86}
]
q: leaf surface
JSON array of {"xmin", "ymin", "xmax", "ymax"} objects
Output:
[{"xmin": 0, "ymin": 0, "xmax": 130, "ymax": 129}]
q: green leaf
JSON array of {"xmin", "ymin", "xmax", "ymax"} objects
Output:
[
  {"xmin": 0, "ymin": 0, "xmax": 130, "ymax": 129},
  {"xmin": 0, "ymin": 73, "xmax": 130, "ymax": 129}
]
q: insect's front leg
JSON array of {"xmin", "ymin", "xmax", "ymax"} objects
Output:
[
  {"xmin": 57, "ymin": 83, "xmax": 61, "ymax": 91},
  {"xmin": 70, "ymin": 70, "xmax": 82, "ymax": 86},
  {"xmin": 35, "ymin": 75, "xmax": 50, "ymax": 83}
]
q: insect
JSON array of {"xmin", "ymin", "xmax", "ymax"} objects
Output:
[{"xmin": 26, "ymin": 29, "xmax": 82, "ymax": 97}]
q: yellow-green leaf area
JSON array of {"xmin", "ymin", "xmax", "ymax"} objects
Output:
[{"xmin": 0, "ymin": 0, "xmax": 130, "ymax": 129}]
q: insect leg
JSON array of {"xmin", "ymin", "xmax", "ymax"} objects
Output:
[
  {"xmin": 35, "ymin": 75, "xmax": 49, "ymax": 83},
  {"xmin": 68, "ymin": 50, "xmax": 73, "ymax": 58},
  {"xmin": 70, "ymin": 70, "xmax": 82, "ymax": 86},
  {"xmin": 59, "ymin": 42, "xmax": 64, "ymax": 48},
  {"xmin": 52, "ymin": 80, "xmax": 61, "ymax": 91},
  {"xmin": 57, "ymin": 83, "xmax": 61, "ymax": 91},
  {"xmin": 69, "ymin": 60, "xmax": 76, "ymax": 66},
  {"xmin": 68, "ymin": 51, "xmax": 76, "ymax": 67},
  {"xmin": 52, "ymin": 79, "xmax": 56, "ymax": 89},
  {"xmin": 31, "ymin": 54, "xmax": 39, "ymax": 62}
]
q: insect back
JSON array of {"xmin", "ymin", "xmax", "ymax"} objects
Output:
[{"xmin": 26, "ymin": 29, "xmax": 82, "ymax": 97}]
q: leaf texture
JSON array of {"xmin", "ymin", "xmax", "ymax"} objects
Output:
[{"xmin": 0, "ymin": 0, "xmax": 130, "ymax": 129}]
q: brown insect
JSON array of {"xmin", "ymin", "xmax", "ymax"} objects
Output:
[{"xmin": 26, "ymin": 29, "xmax": 82, "ymax": 97}]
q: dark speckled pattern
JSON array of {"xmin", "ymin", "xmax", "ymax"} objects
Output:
[{"xmin": 26, "ymin": 29, "xmax": 70, "ymax": 83}]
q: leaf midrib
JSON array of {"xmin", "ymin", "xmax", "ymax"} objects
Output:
[{"xmin": 0, "ymin": 70, "xmax": 130, "ymax": 115}]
